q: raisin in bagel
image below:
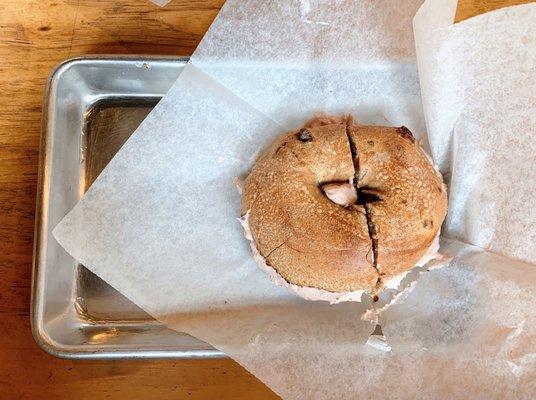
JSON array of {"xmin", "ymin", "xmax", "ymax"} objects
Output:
[{"xmin": 240, "ymin": 117, "xmax": 447, "ymax": 303}]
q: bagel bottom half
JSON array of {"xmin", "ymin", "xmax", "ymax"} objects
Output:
[{"xmin": 240, "ymin": 116, "xmax": 447, "ymax": 303}]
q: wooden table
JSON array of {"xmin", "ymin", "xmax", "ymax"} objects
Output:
[{"xmin": 0, "ymin": 0, "xmax": 526, "ymax": 398}]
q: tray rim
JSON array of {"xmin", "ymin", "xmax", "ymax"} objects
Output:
[{"xmin": 31, "ymin": 55, "xmax": 225, "ymax": 359}]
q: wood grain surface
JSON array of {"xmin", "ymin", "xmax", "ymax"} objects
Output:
[{"xmin": 0, "ymin": 0, "xmax": 526, "ymax": 398}]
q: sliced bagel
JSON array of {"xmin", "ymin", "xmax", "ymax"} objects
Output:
[{"xmin": 241, "ymin": 119, "xmax": 447, "ymax": 300}]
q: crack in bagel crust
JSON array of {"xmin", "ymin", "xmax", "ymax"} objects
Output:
[{"xmin": 345, "ymin": 120, "xmax": 382, "ymax": 292}]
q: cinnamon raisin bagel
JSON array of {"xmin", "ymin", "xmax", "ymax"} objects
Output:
[{"xmin": 240, "ymin": 117, "xmax": 447, "ymax": 303}]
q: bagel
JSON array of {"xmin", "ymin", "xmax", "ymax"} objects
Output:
[{"xmin": 240, "ymin": 117, "xmax": 447, "ymax": 303}]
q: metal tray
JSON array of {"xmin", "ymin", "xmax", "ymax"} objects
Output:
[{"xmin": 32, "ymin": 56, "xmax": 224, "ymax": 359}]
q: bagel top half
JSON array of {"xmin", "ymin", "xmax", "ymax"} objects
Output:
[{"xmin": 240, "ymin": 120, "xmax": 447, "ymax": 297}]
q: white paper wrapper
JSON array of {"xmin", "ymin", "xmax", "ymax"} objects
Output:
[
  {"xmin": 191, "ymin": 0, "xmax": 425, "ymax": 134},
  {"xmin": 168, "ymin": 240, "xmax": 536, "ymax": 399},
  {"xmin": 53, "ymin": 0, "xmax": 536, "ymax": 398},
  {"xmin": 415, "ymin": 0, "xmax": 536, "ymax": 265}
]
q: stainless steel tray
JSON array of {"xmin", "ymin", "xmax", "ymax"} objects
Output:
[{"xmin": 32, "ymin": 56, "xmax": 224, "ymax": 359}]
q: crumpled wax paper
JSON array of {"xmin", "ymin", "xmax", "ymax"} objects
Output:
[{"xmin": 53, "ymin": 0, "xmax": 536, "ymax": 398}]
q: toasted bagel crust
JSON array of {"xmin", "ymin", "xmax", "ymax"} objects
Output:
[{"xmin": 241, "ymin": 121, "xmax": 447, "ymax": 295}]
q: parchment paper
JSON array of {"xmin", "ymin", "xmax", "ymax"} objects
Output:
[
  {"xmin": 414, "ymin": 0, "xmax": 536, "ymax": 265},
  {"xmin": 53, "ymin": 0, "xmax": 536, "ymax": 398}
]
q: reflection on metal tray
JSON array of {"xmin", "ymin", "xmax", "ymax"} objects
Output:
[{"xmin": 32, "ymin": 56, "xmax": 224, "ymax": 359}]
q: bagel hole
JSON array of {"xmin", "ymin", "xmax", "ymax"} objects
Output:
[{"xmin": 356, "ymin": 188, "xmax": 383, "ymax": 205}]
